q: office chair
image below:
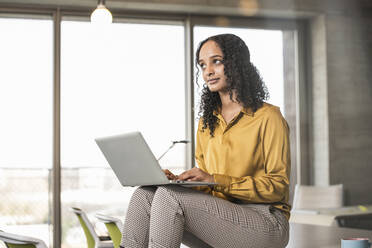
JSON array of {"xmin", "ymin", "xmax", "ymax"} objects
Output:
[
  {"xmin": 292, "ymin": 184, "xmax": 344, "ymax": 210},
  {"xmin": 0, "ymin": 230, "xmax": 47, "ymax": 248},
  {"xmin": 70, "ymin": 207, "xmax": 113, "ymax": 248},
  {"xmin": 95, "ymin": 214, "xmax": 123, "ymax": 248}
]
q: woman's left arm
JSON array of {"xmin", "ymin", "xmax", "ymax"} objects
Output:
[{"xmin": 213, "ymin": 109, "xmax": 291, "ymax": 203}]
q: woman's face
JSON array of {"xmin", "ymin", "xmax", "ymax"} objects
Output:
[{"xmin": 198, "ymin": 40, "xmax": 228, "ymax": 92}]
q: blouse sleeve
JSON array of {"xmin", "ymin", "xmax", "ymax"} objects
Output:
[{"xmin": 193, "ymin": 119, "xmax": 213, "ymax": 194}]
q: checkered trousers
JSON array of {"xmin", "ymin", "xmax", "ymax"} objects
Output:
[{"xmin": 120, "ymin": 185, "xmax": 289, "ymax": 248}]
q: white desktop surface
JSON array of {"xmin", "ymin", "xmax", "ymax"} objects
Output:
[{"xmin": 290, "ymin": 205, "xmax": 372, "ymax": 226}]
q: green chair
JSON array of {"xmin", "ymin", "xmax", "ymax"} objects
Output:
[
  {"xmin": 95, "ymin": 214, "xmax": 123, "ymax": 248},
  {"xmin": 70, "ymin": 207, "xmax": 113, "ymax": 248},
  {"xmin": 0, "ymin": 230, "xmax": 47, "ymax": 248}
]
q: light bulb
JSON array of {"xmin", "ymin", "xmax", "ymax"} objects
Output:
[{"xmin": 91, "ymin": 4, "xmax": 112, "ymax": 24}]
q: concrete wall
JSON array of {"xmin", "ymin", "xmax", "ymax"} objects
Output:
[
  {"xmin": 325, "ymin": 12, "xmax": 372, "ymax": 205},
  {"xmin": 1, "ymin": 0, "xmax": 372, "ymax": 205},
  {"xmin": 306, "ymin": 1, "xmax": 372, "ymax": 205}
]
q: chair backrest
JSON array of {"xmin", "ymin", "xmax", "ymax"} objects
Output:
[
  {"xmin": 292, "ymin": 184, "xmax": 344, "ymax": 210},
  {"xmin": 70, "ymin": 207, "xmax": 99, "ymax": 248},
  {"xmin": 0, "ymin": 231, "xmax": 47, "ymax": 248},
  {"xmin": 95, "ymin": 214, "xmax": 122, "ymax": 248}
]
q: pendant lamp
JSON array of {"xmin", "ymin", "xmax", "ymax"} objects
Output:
[{"xmin": 91, "ymin": 0, "xmax": 112, "ymax": 24}]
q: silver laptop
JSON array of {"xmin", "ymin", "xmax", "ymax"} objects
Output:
[{"xmin": 95, "ymin": 131, "xmax": 217, "ymax": 187}]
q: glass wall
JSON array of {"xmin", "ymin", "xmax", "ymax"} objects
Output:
[
  {"xmin": 0, "ymin": 17, "xmax": 53, "ymax": 247},
  {"xmin": 60, "ymin": 20, "xmax": 185, "ymax": 248}
]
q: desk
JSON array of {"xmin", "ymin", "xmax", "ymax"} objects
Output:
[
  {"xmin": 287, "ymin": 223, "xmax": 372, "ymax": 248},
  {"xmin": 290, "ymin": 205, "xmax": 372, "ymax": 228}
]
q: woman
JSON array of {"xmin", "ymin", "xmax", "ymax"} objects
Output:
[{"xmin": 120, "ymin": 34, "xmax": 290, "ymax": 248}]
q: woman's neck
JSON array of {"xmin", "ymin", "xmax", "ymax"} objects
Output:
[
  {"xmin": 218, "ymin": 90, "xmax": 242, "ymax": 111},
  {"xmin": 218, "ymin": 90, "xmax": 243, "ymax": 124}
]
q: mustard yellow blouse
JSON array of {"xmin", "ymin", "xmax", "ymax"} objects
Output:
[{"xmin": 195, "ymin": 103, "xmax": 291, "ymax": 219}]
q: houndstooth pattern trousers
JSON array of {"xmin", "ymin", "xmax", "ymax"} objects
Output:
[{"xmin": 120, "ymin": 185, "xmax": 289, "ymax": 248}]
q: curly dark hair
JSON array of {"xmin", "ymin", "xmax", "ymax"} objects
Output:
[{"xmin": 195, "ymin": 33, "xmax": 269, "ymax": 136}]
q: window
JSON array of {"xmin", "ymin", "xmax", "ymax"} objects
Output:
[
  {"xmin": 60, "ymin": 20, "xmax": 185, "ymax": 248},
  {"xmin": 0, "ymin": 17, "xmax": 53, "ymax": 246}
]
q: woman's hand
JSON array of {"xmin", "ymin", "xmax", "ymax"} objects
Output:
[
  {"xmin": 178, "ymin": 168, "xmax": 214, "ymax": 183},
  {"xmin": 163, "ymin": 169, "xmax": 178, "ymax": 180}
]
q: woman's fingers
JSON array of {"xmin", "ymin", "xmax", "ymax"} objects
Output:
[
  {"xmin": 187, "ymin": 175, "xmax": 200, "ymax": 181},
  {"xmin": 178, "ymin": 168, "xmax": 214, "ymax": 182},
  {"xmin": 163, "ymin": 169, "xmax": 178, "ymax": 180},
  {"xmin": 178, "ymin": 170, "xmax": 193, "ymax": 180},
  {"xmin": 163, "ymin": 169, "xmax": 171, "ymax": 179},
  {"xmin": 179, "ymin": 168, "xmax": 202, "ymax": 181}
]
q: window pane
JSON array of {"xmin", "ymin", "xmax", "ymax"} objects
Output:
[
  {"xmin": 61, "ymin": 21, "xmax": 185, "ymax": 248},
  {"xmin": 0, "ymin": 17, "xmax": 53, "ymax": 247}
]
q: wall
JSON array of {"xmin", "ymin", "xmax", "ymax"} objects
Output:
[{"xmin": 325, "ymin": 12, "xmax": 372, "ymax": 205}]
